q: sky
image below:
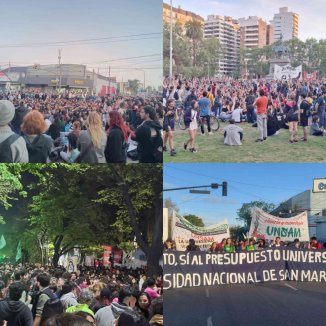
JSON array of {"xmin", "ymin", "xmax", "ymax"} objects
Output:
[
  {"xmin": 0, "ymin": 0, "xmax": 162, "ymax": 88},
  {"xmin": 168, "ymin": 0, "xmax": 325, "ymax": 41},
  {"xmin": 164, "ymin": 163, "xmax": 326, "ymax": 226}
]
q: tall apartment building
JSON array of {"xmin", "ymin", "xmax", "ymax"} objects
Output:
[
  {"xmin": 238, "ymin": 16, "xmax": 274, "ymax": 49},
  {"xmin": 163, "ymin": 2, "xmax": 204, "ymax": 27},
  {"xmin": 270, "ymin": 7, "xmax": 299, "ymax": 41},
  {"xmin": 204, "ymin": 15, "xmax": 240, "ymax": 76}
]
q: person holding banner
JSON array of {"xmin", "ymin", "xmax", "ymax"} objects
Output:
[
  {"xmin": 224, "ymin": 238, "xmax": 235, "ymax": 253},
  {"xmin": 186, "ymin": 239, "xmax": 201, "ymax": 252}
]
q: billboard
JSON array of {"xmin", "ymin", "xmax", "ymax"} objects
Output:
[{"xmin": 313, "ymin": 179, "xmax": 326, "ymax": 193}]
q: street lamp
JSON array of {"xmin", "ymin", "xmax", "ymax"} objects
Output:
[{"xmin": 169, "ymin": 0, "xmax": 173, "ymax": 84}]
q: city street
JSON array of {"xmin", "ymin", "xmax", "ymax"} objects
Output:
[{"xmin": 165, "ymin": 282, "xmax": 326, "ymax": 326}]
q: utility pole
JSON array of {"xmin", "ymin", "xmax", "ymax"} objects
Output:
[
  {"xmin": 58, "ymin": 49, "xmax": 62, "ymax": 96},
  {"xmin": 143, "ymin": 70, "xmax": 145, "ymax": 90},
  {"xmin": 169, "ymin": 0, "xmax": 173, "ymax": 84},
  {"xmin": 109, "ymin": 66, "xmax": 111, "ymax": 96},
  {"xmin": 7, "ymin": 61, "xmax": 11, "ymax": 91}
]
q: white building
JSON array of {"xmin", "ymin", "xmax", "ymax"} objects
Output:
[
  {"xmin": 275, "ymin": 189, "xmax": 326, "ymax": 241},
  {"xmin": 238, "ymin": 16, "xmax": 273, "ymax": 49},
  {"xmin": 270, "ymin": 7, "xmax": 299, "ymax": 41},
  {"xmin": 204, "ymin": 15, "xmax": 240, "ymax": 76}
]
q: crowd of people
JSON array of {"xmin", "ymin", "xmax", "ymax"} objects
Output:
[
  {"xmin": 162, "ymin": 76, "xmax": 326, "ymax": 153},
  {"xmin": 0, "ymin": 89, "xmax": 163, "ymax": 163},
  {"xmin": 0, "ymin": 263, "xmax": 163, "ymax": 326},
  {"xmin": 163, "ymin": 236, "xmax": 326, "ymax": 252}
]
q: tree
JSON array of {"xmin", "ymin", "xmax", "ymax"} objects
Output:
[
  {"xmin": 0, "ymin": 164, "xmax": 163, "ymax": 276},
  {"xmin": 185, "ymin": 19, "xmax": 203, "ymax": 67},
  {"xmin": 237, "ymin": 201, "xmax": 275, "ymax": 227},
  {"xmin": 0, "ymin": 165, "xmax": 26, "ymax": 224},
  {"xmin": 127, "ymin": 79, "xmax": 141, "ymax": 95},
  {"xmin": 229, "ymin": 225, "xmax": 248, "ymax": 240},
  {"xmin": 183, "ymin": 214, "xmax": 204, "ymax": 227}
]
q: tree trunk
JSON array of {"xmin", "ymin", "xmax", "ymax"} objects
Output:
[
  {"xmin": 147, "ymin": 195, "xmax": 163, "ymax": 277},
  {"xmin": 53, "ymin": 235, "xmax": 63, "ymax": 267}
]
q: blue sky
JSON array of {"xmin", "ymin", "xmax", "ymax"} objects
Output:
[
  {"xmin": 167, "ymin": 0, "xmax": 325, "ymax": 41},
  {"xmin": 0, "ymin": 0, "xmax": 162, "ymax": 87},
  {"xmin": 164, "ymin": 163, "xmax": 326, "ymax": 226}
]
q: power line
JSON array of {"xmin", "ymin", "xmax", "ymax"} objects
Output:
[
  {"xmin": 0, "ymin": 33, "xmax": 162, "ymax": 48},
  {"xmin": 164, "ymin": 165, "xmax": 306, "ymax": 192},
  {"xmin": 81, "ymin": 53, "xmax": 162, "ymax": 65}
]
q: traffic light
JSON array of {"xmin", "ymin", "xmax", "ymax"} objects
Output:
[{"xmin": 222, "ymin": 182, "xmax": 227, "ymax": 196}]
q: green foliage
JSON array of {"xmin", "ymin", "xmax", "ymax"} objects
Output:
[
  {"xmin": 229, "ymin": 225, "xmax": 248, "ymax": 240},
  {"xmin": 127, "ymin": 79, "xmax": 141, "ymax": 94},
  {"xmin": 163, "ymin": 21, "xmax": 222, "ymax": 78},
  {"xmin": 183, "ymin": 214, "xmax": 205, "ymax": 227},
  {"xmin": 0, "ymin": 164, "xmax": 162, "ymax": 274},
  {"xmin": 237, "ymin": 201, "xmax": 275, "ymax": 227},
  {"xmin": 0, "ymin": 164, "xmax": 26, "ymax": 223}
]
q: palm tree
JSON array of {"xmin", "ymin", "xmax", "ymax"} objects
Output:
[{"xmin": 185, "ymin": 19, "xmax": 203, "ymax": 66}]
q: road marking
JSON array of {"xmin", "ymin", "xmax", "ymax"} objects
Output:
[
  {"xmin": 205, "ymin": 288, "xmax": 210, "ymax": 298},
  {"xmin": 207, "ymin": 316, "xmax": 213, "ymax": 326},
  {"xmin": 284, "ymin": 283, "xmax": 298, "ymax": 291}
]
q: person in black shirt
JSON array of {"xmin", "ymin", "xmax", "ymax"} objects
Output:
[{"xmin": 299, "ymin": 94, "xmax": 311, "ymax": 141}]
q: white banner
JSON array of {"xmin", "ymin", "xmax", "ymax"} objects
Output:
[
  {"xmin": 274, "ymin": 64, "xmax": 302, "ymax": 80},
  {"xmin": 172, "ymin": 212, "xmax": 230, "ymax": 251},
  {"xmin": 249, "ymin": 208, "xmax": 309, "ymax": 242}
]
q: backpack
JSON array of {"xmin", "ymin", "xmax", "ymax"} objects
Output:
[
  {"xmin": 32, "ymin": 288, "xmax": 62, "ymax": 320},
  {"xmin": 24, "ymin": 135, "xmax": 49, "ymax": 163},
  {"xmin": 41, "ymin": 297, "xmax": 64, "ymax": 323},
  {"xmin": 0, "ymin": 133, "xmax": 20, "ymax": 162},
  {"xmin": 173, "ymin": 91, "xmax": 179, "ymax": 101},
  {"xmin": 151, "ymin": 129, "xmax": 163, "ymax": 163}
]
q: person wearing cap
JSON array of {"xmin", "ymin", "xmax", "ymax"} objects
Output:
[
  {"xmin": 95, "ymin": 288, "xmax": 139, "ymax": 326},
  {"xmin": 91, "ymin": 288, "xmax": 113, "ymax": 314},
  {"xmin": 0, "ymin": 100, "xmax": 28, "ymax": 162}
]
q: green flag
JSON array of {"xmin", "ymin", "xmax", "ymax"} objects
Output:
[
  {"xmin": 0, "ymin": 235, "xmax": 6, "ymax": 250},
  {"xmin": 15, "ymin": 241, "xmax": 22, "ymax": 262}
]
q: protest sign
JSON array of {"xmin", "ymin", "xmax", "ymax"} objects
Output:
[
  {"xmin": 172, "ymin": 213, "xmax": 229, "ymax": 251},
  {"xmin": 249, "ymin": 208, "xmax": 309, "ymax": 242},
  {"xmin": 274, "ymin": 64, "xmax": 302, "ymax": 80},
  {"xmin": 163, "ymin": 248, "xmax": 326, "ymax": 290}
]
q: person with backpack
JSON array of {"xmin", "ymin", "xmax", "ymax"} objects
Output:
[
  {"xmin": 134, "ymin": 106, "xmax": 163, "ymax": 163},
  {"xmin": 0, "ymin": 100, "xmax": 29, "ymax": 162},
  {"xmin": 0, "ymin": 282, "xmax": 33, "ymax": 326},
  {"xmin": 32, "ymin": 273, "xmax": 63, "ymax": 326},
  {"xmin": 21, "ymin": 111, "xmax": 53, "ymax": 163}
]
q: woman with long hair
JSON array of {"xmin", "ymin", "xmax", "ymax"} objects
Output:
[
  {"xmin": 21, "ymin": 110, "xmax": 53, "ymax": 163},
  {"xmin": 105, "ymin": 111, "xmax": 131, "ymax": 163},
  {"xmin": 77, "ymin": 111, "xmax": 107, "ymax": 163}
]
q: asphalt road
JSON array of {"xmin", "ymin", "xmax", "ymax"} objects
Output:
[{"xmin": 165, "ymin": 282, "xmax": 326, "ymax": 326}]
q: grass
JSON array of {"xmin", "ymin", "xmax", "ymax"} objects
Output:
[{"xmin": 163, "ymin": 122, "xmax": 326, "ymax": 162}]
